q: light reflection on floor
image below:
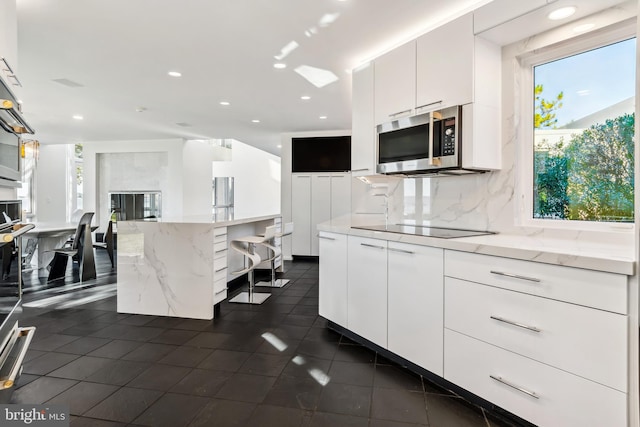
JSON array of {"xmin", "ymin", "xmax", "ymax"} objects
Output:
[{"xmin": 261, "ymin": 331, "xmax": 332, "ymax": 387}]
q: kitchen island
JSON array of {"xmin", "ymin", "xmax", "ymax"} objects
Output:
[{"xmin": 117, "ymin": 214, "xmax": 281, "ymax": 320}]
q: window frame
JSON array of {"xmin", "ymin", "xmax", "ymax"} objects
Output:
[{"xmin": 517, "ymin": 21, "xmax": 637, "ymax": 232}]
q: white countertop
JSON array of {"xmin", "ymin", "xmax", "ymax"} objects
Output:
[
  {"xmin": 121, "ymin": 213, "xmax": 280, "ymax": 227},
  {"xmin": 318, "ymin": 217, "xmax": 635, "ymax": 275}
]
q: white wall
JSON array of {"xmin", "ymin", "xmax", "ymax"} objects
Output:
[
  {"xmin": 213, "ymin": 139, "xmax": 281, "ymax": 219},
  {"xmin": 182, "ymin": 140, "xmax": 214, "ymax": 216},
  {"xmin": 84, "ymin": 139, "xmax": 184, "ymax": 231},
  {"xmin": 35, "ymin": 144, "xmax": 68, "ymax": 222},
  {"xmin": 280, "ymin": 129, "xmax": 350, "ymax": 260}
]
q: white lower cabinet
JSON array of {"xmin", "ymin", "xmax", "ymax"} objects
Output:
[
  {"xmin": 318, "ymin": 231, "xmax": 348, "ymax": 328},
  {"xmin": 445, "ymin": 276, "xmax": 627, "ymax": 392},
  {"xmin": 212, "ymin": 227, "xmax": 228, "ymax": 305},
  {"xmin": 318, "ymin": 233, "xmax": 630, "ymax": 427},
  {"xmin": 347, "ymin": 235, "xmax": 387, "ymax": 348},
  {"xmin": 388, "ymin": 242, "xmax": 443, "ymax": 375},
  {"xmin": 444, "ymin": 329, "xmax": 626, "ymax": 427}
]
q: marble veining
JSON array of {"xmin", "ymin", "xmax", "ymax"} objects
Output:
[
  {"xmin": 117, "ymin": 214, "xmax": 281, "ymax": 319},
  {"xmin": 117, "ymin": 221, "xmax": 217, "ymax": 319}
]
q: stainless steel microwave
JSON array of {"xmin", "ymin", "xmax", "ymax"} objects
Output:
[{"xmin": 376, "ymin": 105, "xmax": 461, "ymax": 174}]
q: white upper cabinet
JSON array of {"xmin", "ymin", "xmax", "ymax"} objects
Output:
[
  {"xmin": 0, "ymin": 0, "xmax": 19, "ymax": 91},
  {"xmin": 374, "ymin": 41, "xmax": 416, "ymax": 125},
  {"xmin": 416, "ymin": 13, "xmax": 474, "ymax": 110},
  {"xmin": 351, "ymin": 62, "xmax": 376, "ymax": 177}
]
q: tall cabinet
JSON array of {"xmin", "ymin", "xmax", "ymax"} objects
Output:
[
  {"xmin": 351, "ymin": 62, "xmax": 376, "ymax": 177},
  {"xmin": 292, "ymin": 173, "xmax": 351, "ymax": 256}
]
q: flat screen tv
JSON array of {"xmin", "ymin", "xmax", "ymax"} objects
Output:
[{"xmin": 292, "ymin": 136, "xmax": 351, "ymax": 173}]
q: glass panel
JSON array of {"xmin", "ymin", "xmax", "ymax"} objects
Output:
[
  {"xmin": 212, "ymin": 177, "xmax": 234, "ymax": 221},
  {"xmin": 533, "ymin": 38, "xmax": 635, "ymax": 222}
]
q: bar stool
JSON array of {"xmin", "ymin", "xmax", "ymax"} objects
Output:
[
  {"xmin": 256, "ymin": 222, "xmax": 293, "ymax": 288},
  {"xmin": 228, "ymin": 232, "xmax": 271, "ymax": 305}
]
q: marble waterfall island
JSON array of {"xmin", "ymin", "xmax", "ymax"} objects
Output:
[{"xmin": 116, "ymin": 215, "xmax": 280, "ymax": 320}]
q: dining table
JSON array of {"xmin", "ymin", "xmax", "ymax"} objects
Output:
[{"xmin": 24, "ymin": 222, "xmax": 98, "ymax": 278}]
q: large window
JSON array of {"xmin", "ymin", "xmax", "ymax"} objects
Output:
[{"xmin": 527, "ymin": 29, "xmax": 635, "ymax": 226}]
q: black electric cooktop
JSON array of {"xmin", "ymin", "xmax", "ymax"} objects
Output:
[{"xmin": 352, "ymin": 224, "xmax": 496, "ymax": 239}]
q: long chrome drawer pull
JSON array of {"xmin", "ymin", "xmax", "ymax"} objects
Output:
[
  {"xmin": 351, "ymin": 168, "xmax": 370, "ymax": 172},
  {"xmin": 215, "ymin": 288, "xmax": 228, "ymax": 295},
  {"xmin": 215, "ymin": 267, "xmax": 227, "ymax": 273},
  {"xmin": 318, "ymin": 236, "xmax": 336, "ymax": 241},
  {"xmin": 2, "ymin": 327, "xmax": 36, "ymax": 389},
  {"xmin": 490, "ymin": 375, "xmax": 539, "ymax": 399},
  {"xmin": 416, "ymin": 100, "xmax": 443, "ymax": 110},
  {"xmin": 361, "ymin": 243, "xmax": 385, "ymax": 249},
  {"xmin": 490, "ymin": 270, "xmax": 541, "ymax": 283},
  {"xmin": 389, "ymin": 109, "xmax": 412, "ymax": 117},
  {"xmin": 388, "ymin": 247, "xmax": 415, "ymax": 255},
  {"xmin": 215, "ymin": 249, "xmax": 227, "ymax": 254},
  {"xmin": 490, "ymin": 316, "xmax": 541, "ymax": 333}
]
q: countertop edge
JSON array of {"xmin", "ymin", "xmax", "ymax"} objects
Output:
[{"xmin": 120, "ymin": 214, "xmax": 281, "ymax": 227}]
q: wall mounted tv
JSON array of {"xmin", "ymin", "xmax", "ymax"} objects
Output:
[{"xmin": 292, "ymin": 136, "xmax": 351, "ymax": 173}]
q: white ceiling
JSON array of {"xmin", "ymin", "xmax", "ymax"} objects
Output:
[{"xmin": 14, "ymin": 0, "xmax": 632, "ymax": 156}]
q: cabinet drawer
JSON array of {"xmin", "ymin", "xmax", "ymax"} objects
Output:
[
  {"xmin": 214, "ymin": 227, "xmax": 227, "ymax": 237},
  {"xmin": 444, "ymin": 250, "xmax": 627, "ymax": 314},
  {"xmin": 445, "ymin": 277, "xmax": 627, "ymax": 392},
  {"xmin": 214, "ymin": 240, "xmax": 227, "ymax": 253},
  {"xmin": 444, "ymin": 330, "xmax": 626, "ymax": 427},
  {"xmin": 214, "ymin": 248, "xmax": 227, "ymax": 263},
  {"xmin": 213, "ymin": 274, "xmax": 227, "ymax": 292}
]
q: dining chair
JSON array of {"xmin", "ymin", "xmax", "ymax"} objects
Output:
[
  {"xmin": 93, "ymin": 220, "xmax": 114, "ymax": 268},
  {"xmin": 47, "ymin": 212, "xmax": 96, "ymax": 282}
]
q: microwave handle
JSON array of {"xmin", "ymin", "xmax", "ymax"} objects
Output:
[{"xmin": 428, "ymin": 110, "xmax": 443, "ymax": 166}]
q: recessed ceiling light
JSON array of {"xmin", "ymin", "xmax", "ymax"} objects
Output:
[
  {"xmin": 548, "ymin": 6, "xmax": 576, "ymax": 21},
  {"xmin": 252, "ymin": 119, "xmax": 260, "ymax": 123},
  {"xmin": 168, "ymin": 71, "xmax": 182, "ymax": 77},
  {"xmin": 219, "ymin": 101, "xmax": 230, "ymax": 106},
  {"xmin": 72, "ymin": 115, "xmax": 83, "ymax": 120},
  {"xmin": 573, "ymin": 23, "xmax": 595, "ymax": 33},
  {"xmin": 273, "ymin": 63, "xmax": 287, "ymax": 69},
  {"xmin": 277, "ymin": 144, "xmax": 282, "ymax": 148},
  {"xmin": 319, "ymin": 115, "xmax": 327, "ymax": 120},
  {"xmin": 135, "ymin": 107, "xmax": 147, "ymax": 113},
  {"xmin": 301, "ymin": 95, "xmax": 311, "ymax": 100}
]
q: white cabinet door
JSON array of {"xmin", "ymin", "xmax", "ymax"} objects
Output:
[
  {"xmin": 330, "ymin": 174, "xmax": 351, "ymax": 220},
  {"xmin": 0, "ymin": 0, "xmax": 18, "ymax": 91},
  {"xmin": 319, "ymin": 231, "xmax": 348, "ymax": 327},
  {"xmin": 416, "ymin": 13, "xmax": 473, "ymax": 110},
  {"xmin": 374, "ymin": 40, "xmax": 416, "ymax": 125},
  {"xmin": 388, "ymin": 242, "xmax": 444, "ymax": 375},
  {"xmin": 310, "ymin": 175, "xmax": 331, "ymax": 256},
  {"xmin": 291, "ymin": 175, "xmax": 311, "ymax": 255},
  {"xmin": 351, "ymin": 62, "xmax": 376, "ymax": 176},
  {"xmin": 347, "ymin": 235, "xmax": 387, "ymax": 348}
]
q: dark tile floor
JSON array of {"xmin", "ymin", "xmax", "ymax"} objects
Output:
[{"xmin": 13, "ymin": 256, "xmax": 521, "ymax": 427}]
